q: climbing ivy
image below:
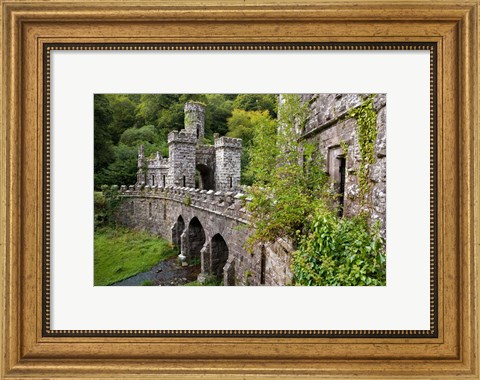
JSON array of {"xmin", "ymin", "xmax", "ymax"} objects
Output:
[{"xmin": 348, "ymin": 96, "xmax": 378, "ymax": 200}]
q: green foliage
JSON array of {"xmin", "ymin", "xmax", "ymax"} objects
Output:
[
  {"xmin": 94, "ymin": 185, "xmax": 121, "ymax": 228},
  {"xmin": 184, "ymin": 275, "xmax": 223, "ymax": 286},
  {"xmin": 105, "ymin": 94, "xmax": 138, "ymax": 143},
  {"xmin": 188, "ymin": 256, "xmax": 201, "ymax": 266},
  {"xmin": 203, "ymin": 94, "xmax": 234, "ymax": 137},
  {"xmin": 232, "ymin": 94, "xmax": 277, "ymax": 118},
  {"xmin": 244, "ymin": 270, "xmax": 253, "ymax": 286},
  {"xmin": 184, "ymin": 194, "xmax": 192, "ymax": 206},
  {"xmin": 246, "ymin": 94, "xmax": 330, "ymax": 250},
  {"xmin": 120, "ymin": 125, "xmax": 159, "ymax": 146},
  {"xmin": 94, "ymin": 226, "xmax": 178, "ymax": 286},
  {"xmin": 227, "ymin": 109, "xmax": 276, "ymax": 185},
  {"xmin": 339, "ymin": 140, "xmax": 349, "ymax": 155},
  {"xmin": 291, "ymin": 213, "xmax": 386, "ymax": 286},
  {"xmin": 94, "ymin": 95, "xmax": 114, "ymax": 172},
  {"xmin": 246, "ymin": 94, "xmax": 386, "ymax": 286},
  {"xmin": 348, "ymin": 96, "xmax": 378, "ymax": 199},
  {"xmin": 94, "ymin": 144, "xmax": 137, "ymax": 189},
  {"xmin": 141, "ymin": 280, "xmax": 154, "ymax": 286}
]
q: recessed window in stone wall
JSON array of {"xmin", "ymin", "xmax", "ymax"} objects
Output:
[{"xmin": 327, "ymin": 146, "xmax": 347, "ymax": 216}]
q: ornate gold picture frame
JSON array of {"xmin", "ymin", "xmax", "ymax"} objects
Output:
[{"xmin": 1, "ymin": 0, "xmax": 478, "ymax": 378}]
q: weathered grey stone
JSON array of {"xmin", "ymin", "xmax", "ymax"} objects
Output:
[{"xmin": 117, "ymin": 95, "xmax": 386, "ymax": 285}]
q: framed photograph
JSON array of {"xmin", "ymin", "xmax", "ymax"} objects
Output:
[{"xmin": 1, "ymin": 0, "xmax": 478, "ymax": 378}]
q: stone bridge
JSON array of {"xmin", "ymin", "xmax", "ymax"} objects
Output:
[{"xmin": 115, "ymin": 184, "xmax": 293, "ymax": 286}]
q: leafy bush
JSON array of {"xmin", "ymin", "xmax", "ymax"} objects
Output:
[
  {"xmin": 94, "ymin": 185, "xmax": 121, "ymax": 227},
  {"xmin": 291, "ymin": 213, "xmax": 386, "ymax": 286},
  {"xmin": 120, "ymin": 125, "xmax": 159, "ymax": 146}
]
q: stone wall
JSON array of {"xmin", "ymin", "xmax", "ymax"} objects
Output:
[
  {"xmin": 116, "ymin": 185, "xmax": 292, "ymax": 286},
  {"xmin": 300, "ymin": 93, "xmax": 387, "ymax": 237}
]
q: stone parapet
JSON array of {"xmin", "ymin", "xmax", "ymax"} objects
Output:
[
  {"xmin": 167, "ymin": 130, "xmax": 197, "ymax": 145},
  {"xmin": 214, "ymin": 136, "xmax": 242, "ymax": 150},
  {"xmin": 118, "ymin": 184, "xmax": 250, "ymax": 222}
]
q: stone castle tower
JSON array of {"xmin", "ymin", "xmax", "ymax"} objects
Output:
[{"xmin": 137, "ymin": 101, "xmax": 242, "ymax": 192}]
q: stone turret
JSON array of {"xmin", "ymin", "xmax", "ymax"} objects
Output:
[
  {"xmin": 214, "ymin": 136, "xmax": 242, "ymax": 191},
  {"xmin": 138, "ymin": 101, "xmax": 243, "ymax": 192},
  {"xmin": 167, "ymin": 130, "xmax": 197, "ymax": 187},
  {"xmin": 184, "ymin": 101, "xmax": 206, "ymax": 142}
]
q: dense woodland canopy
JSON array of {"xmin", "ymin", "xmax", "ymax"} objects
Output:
[{"xmin": 94, "ymin": 93, "xmax": 277, "ymax": 190}]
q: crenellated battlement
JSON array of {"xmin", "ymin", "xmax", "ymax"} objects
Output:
[
  {"xmin": 146, "ymin": 151, "xmax": 169, "ymax": 168},
  {"xmin": 119, "ymin": 184, "xmax": 250, "ymax": 222},
  {"xmin": 214, "ymin": 136, "xmax": 242, "ymax": 150},
  {"xmin": 167, "ymin": 130, "xmax": 197, "ymax": 145}
]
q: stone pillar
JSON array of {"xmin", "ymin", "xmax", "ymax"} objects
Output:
[
  {"xmin": 224, "ymin": 258, "xmax": 236, "ymax": 286},
  {"xmin": 197, "ymin": 241, "xmax": 211, "ymax": 283},
  {"xmin": 214, "ymin": 136, "xmax": 242, "ymax": 192},
  {"xmin": 184, "ymin": 101, "xmax": 206, "ymax": 142},
  {"xmin": 179, "ymin": 229, "xmax": 188, "ymax": 261}
]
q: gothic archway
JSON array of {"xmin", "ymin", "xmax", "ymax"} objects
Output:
[
  {"xmin": 195, "ymin": 164, "xmax": 214, "ymax": 190},
  {"xmin": 187, "ymin": 217, "xmax": 205, "ymax": 261},
  {"xmin": 211, "ymin": 234, "xmax": 229, "ymax": 280},
  {"xmin": 172, "ymin": 215, "xmax": 185, "ymax": 247}
]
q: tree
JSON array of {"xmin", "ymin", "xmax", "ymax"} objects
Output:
[
  {"xmin": 246, "ymin": 94, "xmax": 329, "ymax": 244},
  {"xmin": 232, "ymin": 94, "xmax": 277, "ymax": 117},
  {"xmin": 120, "ymin": 125, "xmax": 159, "ymax": 146},
  {"xmin": 227, "ymin": 109, "xmax": 276, "ymax": 185},
  {"xmin": 94, "ymin": 94, "xmax": 114, "ymax": 173},
  {"xmin": 105, "ymin": 94, "xmax": 138, "ymax": 143},
  {"xmin": 203, "ymin": 94, "xmax": 234, "ymax": 138}
]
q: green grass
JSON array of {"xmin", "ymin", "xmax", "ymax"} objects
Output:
[
  {"xmin": 94, "ymin": 226, "xmax": 178, "ymax": 286},
  {"xmin": 184, "ymin": 276, "xmax": 223, "ymax": 286}
]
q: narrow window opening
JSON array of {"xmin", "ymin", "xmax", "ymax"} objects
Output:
[
  {"xmin": 337, "ymin": 156, "xmax": 346, "ymax": 217},
  {"xmin": 229, "ymin": 176, "xmax": 233, "ymax": 188},
  {"xmin": 260, "ymin": 246, "xmax": 266, "ymax": 285},
  {"xmin": 183, "ymin": 176, "xmax": 186, "ymax": 187},
  {"xmin": 163, "ymin": 204, "xmax": 167, "ymax": 220},
  {"xmin": 151, "ymin": 175, "xmax": 155, "ymax": 186},
  {"xmin": 196, "ymin": 128, "xmax": 200, "ymax": 139},
  {"xmin": 162, "ymin": 175, "xmax": 166, "ymax": 187}
]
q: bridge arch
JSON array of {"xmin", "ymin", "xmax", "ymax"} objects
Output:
[
  {"xmin": 210, "ymin": 234, "xmax": 229, "ymax": 280},
  {"xmin": 171, "ymin": 215, "xmax": 185, "ymax": 247},
  {"xmin": 184, "ymin": 216, "xmax": 206, "ymax": 261}
]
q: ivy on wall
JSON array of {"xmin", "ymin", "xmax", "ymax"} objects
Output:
[{"xmin": 348, "ymin": 95, "xmax": 378, "ymax": 201}]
